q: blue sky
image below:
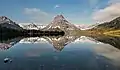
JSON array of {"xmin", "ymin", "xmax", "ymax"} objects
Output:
[{"xmin": 0, "ymin": 0, "xmax": 120, "ymax": 24}]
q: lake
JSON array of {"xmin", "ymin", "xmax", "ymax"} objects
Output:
[{"xmin": 0, "ymin": 35, "xmax": 120, "ymax": 70}]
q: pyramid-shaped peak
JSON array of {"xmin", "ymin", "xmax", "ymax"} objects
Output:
[
  {"xmin": 52, "ymin": 14, "xmax": 67, "ymax": 23},
  {"xmin": 54, "ymin": 14, "xmax": 65, "ymax": 20},
  {"xmin": 55, "ymin": 15, "xmax": 64, "ymax": 18}
]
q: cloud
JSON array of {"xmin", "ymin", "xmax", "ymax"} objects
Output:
[
  {"xmin": 54, "ymin": 5, "xmax": 60, "ymax": 8},
  {"xmin": 24, "ymin": 8, "xmax": 52, "ymax": 24},
  {"xmin": 92, "ymin": 3, "xmax": 120, "ymax": 23}
]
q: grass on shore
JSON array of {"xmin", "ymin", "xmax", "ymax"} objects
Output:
[
  {"xmin": 72, "ymin": 29, "xmax": 120, "ymax": 37},
  {"xmin": 103, "ymin": 30, "xmax": 120, "ymax": 37}
]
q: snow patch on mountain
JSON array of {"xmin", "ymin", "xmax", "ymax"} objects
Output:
[{"xmin": 18, "ymin": 23, "xmax": 46, "ymax": 30}]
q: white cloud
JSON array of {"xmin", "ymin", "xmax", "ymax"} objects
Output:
[
  {"xmin": 54, "ymin": 5, "xmax": 60, "ymax": 8},
  {"xmin": 92, "ymin": 3, "xmax": 120, "ymax": 23},
  {"xmin": 24, "ymin": 8, "xmax": 52, "ymax": 24}
]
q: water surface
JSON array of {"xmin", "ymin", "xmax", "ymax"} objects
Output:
[{"xmin": 0, "ymin": 35, "xmax": 120, "ymax": 70}]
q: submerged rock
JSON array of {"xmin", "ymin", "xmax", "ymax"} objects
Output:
[
  {"xmin": 4, "ymin": 58, "xmax": 12, "ymax": 63},
  {"xmin": 4, "ymin": 58, "xmax": 10, "ymax": 63}
]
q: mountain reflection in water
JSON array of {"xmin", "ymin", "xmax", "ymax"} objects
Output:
[
  {"xmin": 0, "ymin": 35, "xmax": 80, "ymax": 51},
  {"xmin": 0, "ymin": 35, "xmax": 120, "ymax": 51},
  {"xmin": 0, "ymin": 35, "xmax": 120, "ymax": 70}
]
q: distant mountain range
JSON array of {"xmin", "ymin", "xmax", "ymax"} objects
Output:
[
  {"xmin": 0, "ymin": 15, "xmax": 80, "ymax": 36},
  {"xmin": 0, "ymin": 16, "xmax": 47, "ymax": 31},
  {"xmin": 0, "ymin": 15, "xmax": 79, "ymax": 31},
  {"xmin": 0, "ymin": 15, "xmax": 120, "ymax": 35},
  {"xmin": 18, "ymin": 23, "xmax": 46, "ymax": 30}
]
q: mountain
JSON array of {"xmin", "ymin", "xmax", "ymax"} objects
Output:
[
  {"xmin": 37, "ymin": 25, "xmax": 46, "ymax": 29},
  {"xmin": 42, "ymin": 15, "xmax": 78, "ymax": 33},
  {"xmin": 93, "ymin": 16, "xmax": 120, "ymax": 30},
  {"xmin": 19, "ymin": 23, "xmax": 46, "ymax": 30},
  {"xmin": 0, "ymin": 16, "xmax": 23, "ymax": 30},
  {"xmin": 19, "ymin": 23, "xmax": 39, "ymax": 30}
]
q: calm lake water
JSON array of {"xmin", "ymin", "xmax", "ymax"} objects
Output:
[{"xmin": 0, "ymin": 35, "xmax": 120, "ymax": 70}]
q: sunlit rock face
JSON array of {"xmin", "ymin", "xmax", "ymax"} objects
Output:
[{"xmin": 42, "ymin": 15, "xmax": 78, "ymax": 34}]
